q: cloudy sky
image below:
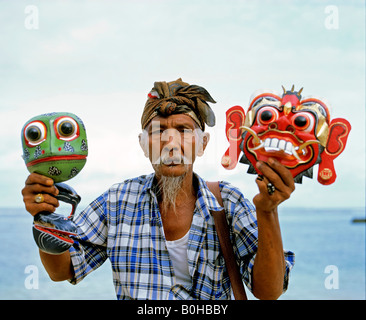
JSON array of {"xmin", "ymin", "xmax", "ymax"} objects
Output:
[{"xmin": 0, "ymin": 0, "xmax": 364, "ymax": 210}]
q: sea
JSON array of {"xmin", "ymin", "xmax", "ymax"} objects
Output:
[{"xmin": 0, "ymin": 207, "xmax": 364, "ymax": 300}]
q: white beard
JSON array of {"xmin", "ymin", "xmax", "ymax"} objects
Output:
[{"xmin": 156, "ymin": 174, "xmax": 186, "ymax": 213}]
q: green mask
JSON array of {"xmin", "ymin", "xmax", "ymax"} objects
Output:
[{"xmin": 21, "ymin": 112, "xmax": 88, "ymax": 182}]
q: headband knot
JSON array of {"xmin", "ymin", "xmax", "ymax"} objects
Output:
[{"xmin": 141, "ymin": 78, "xmax": 216, "ymax": 130}]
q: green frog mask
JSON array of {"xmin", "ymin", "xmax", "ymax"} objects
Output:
[
  {"xmin": 21, "ymin": 112, "xmax": 88, "ymax": 255},
  {"xmin": 21, "ymin": 112, "xmax": 88, "ymax": 183}
]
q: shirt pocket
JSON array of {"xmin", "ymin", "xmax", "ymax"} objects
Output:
[{"xmin": 197, "ymin": 259, "xmax": 228, "ymax": 299}]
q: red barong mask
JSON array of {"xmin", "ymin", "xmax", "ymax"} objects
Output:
[{"xmin": 221, "ymin": 86, "xmax": 351, "ymax": 184}]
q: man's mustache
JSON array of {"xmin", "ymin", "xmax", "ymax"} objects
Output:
[{"xmin": 153, "ymin": 151, "xmax": 192, "ymax": 165}]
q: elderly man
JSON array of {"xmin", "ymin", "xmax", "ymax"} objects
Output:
[{"xmin": 22, "ymin": 78, "xmax": 295, "ymax": 300}]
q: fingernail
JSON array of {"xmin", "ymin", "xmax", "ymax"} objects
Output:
[{"xmin": 268, "ymin": 158, "xmax": 275, "ymax": 165}]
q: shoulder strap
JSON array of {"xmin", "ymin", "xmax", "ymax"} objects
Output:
[
  {"xmin": 207, "ymin": 181, "xmax": 224, "ymax": 207},
  {"xmin": 207, "ymin": 181, "xmax": 247, "ymax": 300}
]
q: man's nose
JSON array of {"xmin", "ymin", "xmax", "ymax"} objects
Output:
[{"xmin": 162, "ymin": 129, "xmax": 181, "ymax": 148}]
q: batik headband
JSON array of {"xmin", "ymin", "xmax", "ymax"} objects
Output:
[{"xmin": 141, "ymin": 78, "xmax": 216, "ymax": 130}]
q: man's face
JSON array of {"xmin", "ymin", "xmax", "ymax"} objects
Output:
[{"xmin": 142, "ymin": 114, "xmax": 205, "ymax": 177}]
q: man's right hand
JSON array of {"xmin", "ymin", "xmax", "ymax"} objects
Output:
[{"xmin": 21, "ymin": 173, "xmax": 60, "ymax": 216}]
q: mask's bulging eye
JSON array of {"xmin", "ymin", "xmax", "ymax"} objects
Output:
[
  {"xmin": 27, "ymin": 126, "xmax": 41, "ymax": 140},
  {"xmin": 292, "ymin": 112, "xmax": 315, "ymax": 132},
  {"xmin": 54, "ymin": 116, "xmax": 79, "ymax": 141},
  {"xmin": 294, "ymin": 116, "xmax": 308, "ymax": 127},
  {"xmin": 59, "ymin": 120, "xmax": 75, "ymax": 136},
  {"xmin": 257, "ymin": 107, "xmax": 279, "ymax": 125},
  {"xmin": 24, "ymin": 121, "xmax": 47, "ymax": 147},
  {"xmin": 261, "ymin": 110, "xmax": 274, "ymax": 122}
]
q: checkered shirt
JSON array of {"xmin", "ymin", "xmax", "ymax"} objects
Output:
[{"xmin": 69, "ymin": 173, "xmax": 295, "ymax": 299}]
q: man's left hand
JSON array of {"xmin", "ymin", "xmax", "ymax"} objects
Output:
[{"xmin": 253, "ymin": 157, "xmax": 295, "ymax": 214}]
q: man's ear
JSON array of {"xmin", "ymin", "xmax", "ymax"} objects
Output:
[
  {"xmin": 138, "ymin": 132, "xmax": 149, "ymax": 158},
  {"xmin": 197, "ymin": 132, "xmax": 210, "ymax": 157}
]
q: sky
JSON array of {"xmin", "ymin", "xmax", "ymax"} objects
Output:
[{"xmin": 0, "ymin": 0, "xmax": 364, "ymax": 211}]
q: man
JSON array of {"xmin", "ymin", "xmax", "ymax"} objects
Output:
[{"xmin": 22, "ymin": 78, "xmax": 295, "ymax": 300}]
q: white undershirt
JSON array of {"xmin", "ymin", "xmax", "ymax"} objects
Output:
[
  {"xmin": 166, "ymin": 231, "xmax": 191, "ymax": 287},
  {"xmin": 166, "ymin": 231, "xmax": 235, "ymax": 299}
]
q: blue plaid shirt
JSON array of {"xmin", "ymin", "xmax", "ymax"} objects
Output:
[{"xmin": 69, "ymin": 173, "xmax": 295, "ymax": 300}]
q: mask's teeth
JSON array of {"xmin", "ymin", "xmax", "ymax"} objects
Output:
[
  {"xmin": 278, "ymin": 139, "xmax": 286, "ymax": 151},
  {"xmin": 292, "ymin": 145, "xmax": 302, "ymax": 160},
  {"xmin": 255, "ymin": 137, "xmax": 314, "ymax": 161},
  {"xmin": 284, "ymin": 141, "xmax": 293, "ymax": 154},
  {"xmin": 264, "ymin": 138, "xmax": 292, "ymax": 153},
  {"xmin": 264, "ymin": 138, "xmax": 271, "ymax": 148}
]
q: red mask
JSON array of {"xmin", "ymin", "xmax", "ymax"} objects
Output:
[{"xmin": 221, "ymin": 86, "xmax": 351, "ymax": 184}]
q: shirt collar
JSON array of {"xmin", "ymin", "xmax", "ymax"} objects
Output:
[{"xmin": 141, "ymin": 173, "xmax": 156, "ymax": 194}]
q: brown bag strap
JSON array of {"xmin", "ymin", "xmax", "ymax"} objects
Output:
[{"xmin": 207, "ymin": 181, "xmax": 247, "ymax": 300}]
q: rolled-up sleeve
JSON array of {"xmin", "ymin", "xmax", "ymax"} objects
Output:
[
  {"xmin": 243, "ymin": 250, "xmax": 295, "ymax": 293},
  {"xmin": 221, "ymin": 182, "xmax": 295, "ymax": 295},
  {"xmin": 68, "ymin": 193, "xmax": 109, "ymax": 285}
]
